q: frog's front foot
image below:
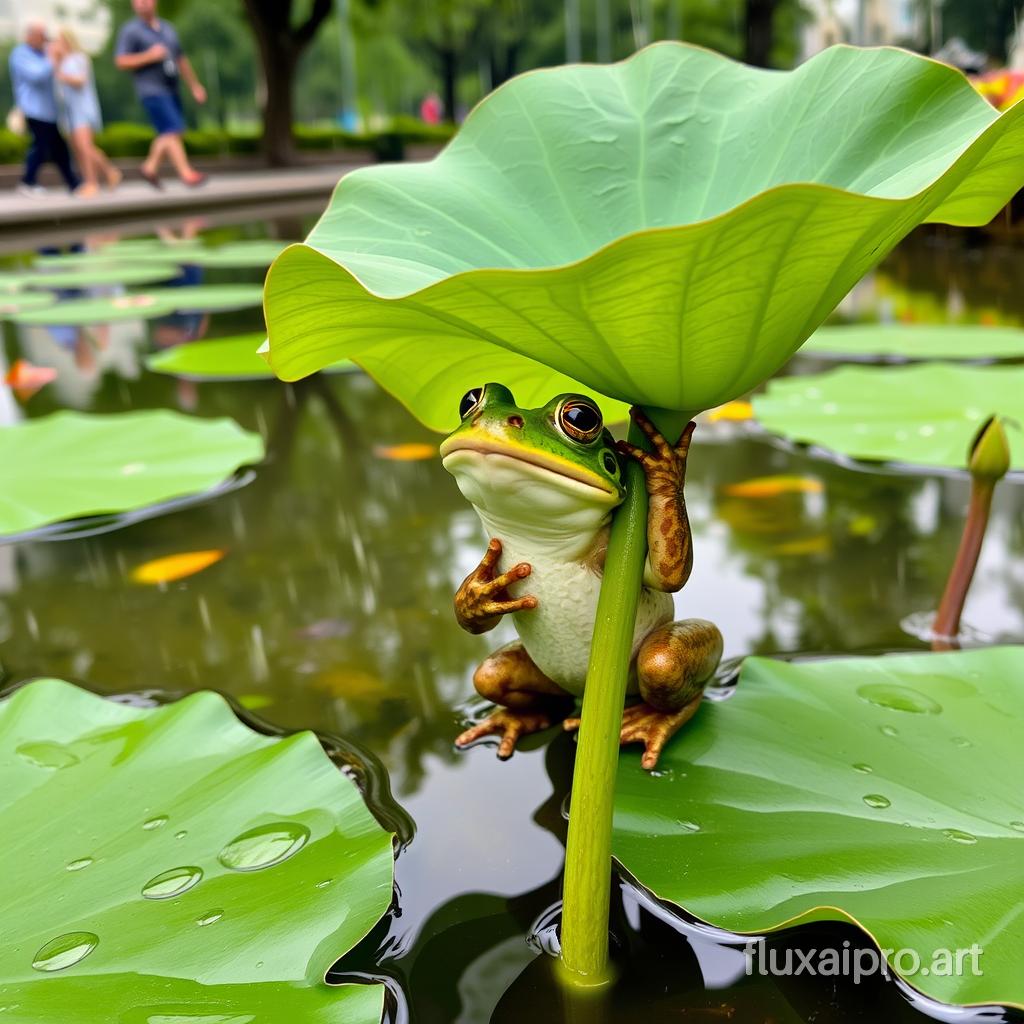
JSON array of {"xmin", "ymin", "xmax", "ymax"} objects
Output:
[
  {"xmin": 564, "ymin": 697, "xmax": 702, "ymax": 771},
  {"xmin": 456, "ymin": 708, "xmax": 557, "ymax": 760}
]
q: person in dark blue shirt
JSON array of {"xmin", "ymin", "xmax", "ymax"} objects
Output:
[
  {"xmin": 8, "ymin": 21, "xmax": 80, "ymax": 195},
  {"xmin": 115, "ymin": 0, "xmax": 208, "ymax": 188}
]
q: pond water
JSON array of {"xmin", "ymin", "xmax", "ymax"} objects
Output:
[{"xmin": 1, "ymin": 207, "xmax": 1022, "ymax": 1023}]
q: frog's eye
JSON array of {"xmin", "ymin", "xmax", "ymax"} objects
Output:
[
  {"xmin": 459, "ymin": 388, "xmax": 484, "ymax": 419},
  {"xmin": 558, "ymin": 398, "xmax": 603, "ymax": 443}
]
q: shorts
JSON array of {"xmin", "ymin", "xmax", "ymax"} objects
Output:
[{"xmin": 141, "ymin": 92, "xmax": 185, "ymax": 136}]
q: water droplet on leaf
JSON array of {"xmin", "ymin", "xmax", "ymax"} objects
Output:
[
  {"xmin": 942, "ymin": 828, "xmax": 977, "ymax": 845},
  {"xmin": 217, "ymin": 822, "xmax": 310, "ymax": 872},
  {"xmin": 143, "ymin": 815, "xmax": 168, "ymax": 831},
  {"xmin": 142, "ymin": 866, "xmax": 203, "ymax": 900},
  {"xmin": 31, "ymin": 932, "xmax": 98, "ymax": 972},
  {"xmin": 852, "ymin": 763, "xmax": 873, "ymax": 774},
  {"xmin": 16, "ymin": 742, "xmax": 78, "ymax": 769},
  {"xmin": 66, "ymin": 857, "xmax": 93, "ymax": 872},
  {"xmin": 863, "ymin": 794, "xmax": 891, "ymax": 809},
  {"xmin": 196, "ymin": 909, "xmax": 223, "ymax": 927},
  {"xmin": 857, "ymin": 684, "xmax": 941, "ymax": 714}
]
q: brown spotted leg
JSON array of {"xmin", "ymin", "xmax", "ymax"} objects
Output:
[
  {"xmin": 456, "ymin": 642, "xmax": 574, "ymax": 758},
  {"xmin": 565, "ymin": 619, "xmax": 722, "ymax": 769}
]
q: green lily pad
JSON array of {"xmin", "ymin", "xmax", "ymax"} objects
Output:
[
  {"xmin": 0, "ymin": 292, "xmax": 58, "ymax": 318},
  {"xmin": 805, "ymin": 324, "xmax": 1024, "ymax": 361},
  {"xmin": 11, "ymin": 285, "xmax": 265, "ymax": 326},
  {"xmin": 264, "ymin": 42, "xmax": 1024, "ymax": 430},
  {"xmin": 147, "ymin": 334, "xmax": 358, "ymax": 380},
  {"xmin": 0, "ymin": 677, "xmax": 393, "ymax": 1022},
  {"xmin": 188, "ymin": 241, "xmax": 289, "ymax": 269},
  {"xmin": 0, "ymin": 410, "xmax": 264, "ymax": 536},
  {"xmin": 753, "ymin": 363, "xmax": 1024, "ymax": 470},
  {"xmin": 3, "ymin": 264, "xmax": 183, "ymax": 290},
  {"xmin": 613, "ymin": 647, "xmax": 1024, "ymax": 1009},
  {"xmin": 95, "ymin": 240, "xmax": 209, "ymax": 263},
  {"xmin": 157, "ymin": 284, "xmax": 265, "ymax": 312}
]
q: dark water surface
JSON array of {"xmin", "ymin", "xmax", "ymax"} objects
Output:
[{"xmin": 1, "ymin": 209, "xmax": 1022, "ymax": 1023}]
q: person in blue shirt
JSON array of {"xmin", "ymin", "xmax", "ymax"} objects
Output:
[
  {"xmin": 115, "ymin": 0, "xmax": 208, "ymax": 189},
  {"xmin": 8, "ymin": 21, "xmax": 80, "ymax": 196}
]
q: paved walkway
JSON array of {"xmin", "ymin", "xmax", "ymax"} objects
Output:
[{"xmin": 0, "ymin": 164, "xmax": 355, "ymax": 235}]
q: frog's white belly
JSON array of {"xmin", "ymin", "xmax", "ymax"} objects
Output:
[{"xmin": 497, "ymin": 542, "xmax": 673, "ymax": 697}]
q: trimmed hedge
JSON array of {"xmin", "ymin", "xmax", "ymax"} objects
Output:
[{"xmin": 0, "ymin": 120, "xmax": 454, "ymax": 163}]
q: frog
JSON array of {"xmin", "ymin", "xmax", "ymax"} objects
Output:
[{"xmin": 440, "ymin": 383, "xmax": 723, "ymax": 770}]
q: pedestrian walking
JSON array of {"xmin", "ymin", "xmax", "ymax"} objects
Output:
[
  {"xmin": 8, "ymin": 21, "xmax": 80, "ymax": 196},
  {"xmin": 114, "ymin": 0, "xmax": 207, "ymax": 189}
]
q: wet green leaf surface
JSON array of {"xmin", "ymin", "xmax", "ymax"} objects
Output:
[
  {"xmin": 612, "ymin": 647, "xmax": 1024, "ymax": 1008},
  {"xmin": 265, "ymin": 43, "xmax": 1024, "ymax": 429},
  {"xmin": 0, "ymin": 410, "xmax": 264, "ymax": 535},
  {"xmin": 805, "ymin": 324, "xmax": 1024, "ymax": 361},
  {"xmin": 754, "ymin": 363, "xmax": 1024, "ymax": 470},
  {"xmin": 0, "ymin": 678, "xmax": 393, "ymax": 1024}
]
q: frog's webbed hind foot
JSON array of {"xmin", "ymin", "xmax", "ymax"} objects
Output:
[
  {"xmin": 619, "ymin": 698, "xmax": 702, "ymax": 770},
  {"xmin": 564, "ymin": 698, "xmax": 701, "ymax": 771},
  {"xmin": 456, "ymin": 642, "xmax": 571, "ymax": 759},
  {"xmin": 455, "ymin": 708, "xmax": 557, "ymax": 759}
]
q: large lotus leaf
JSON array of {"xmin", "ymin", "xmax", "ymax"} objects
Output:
[
  {"xmin": 146, "ymin": 334, "xmax": 357, "ymax": 380},
  {"xmin": 753, "ymin": 363, "xmax": 1024, "ymax": 470},
  {"xmin": 805, "ymin": 324, "xmax": 1024, "ymax": 361},
  {"xmin": 11, "ymin": 285, "xmax": 265, "ymax": 326},
  {"xmin": 0, "ymin": 677, "xmax": 393, "ymax": 1023},
  {"xmin": 0, "ymin": 410, "xmax": 264, "ymax": 536},
  {"xmin": 612, "ymin": 647, "xmax": 1024, "ymax": 1009},
  {"xmin": 5, "ymin": 264, "xmax": 183, "ymax": 290},
  {"xmin": 263, "ymin": 42, "xmax": 1024, "ymax": 430}
]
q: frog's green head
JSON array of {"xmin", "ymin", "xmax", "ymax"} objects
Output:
[{"xmin": 440, "ymin": 384, "xmax": 625, "ymax": 521}]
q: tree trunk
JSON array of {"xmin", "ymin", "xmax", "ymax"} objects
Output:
[
  {"xmin": 242, "ymin": 0, "xmax": 333, "ymax": 167},
  {"xmin": 744, "ymin": 0, "xmax": 776, "ymax": 68},
  {"xmin": 261, "ymin": 45, "xmax": 298, "ymax": 167},
  {"xmin": 439, "ymin": 48, "xmax": 458, "ymax": 124}
]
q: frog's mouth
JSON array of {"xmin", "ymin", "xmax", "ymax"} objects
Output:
[{"xmin": 440, "ymin": 435, "xmax": 620, "ymax": 501}]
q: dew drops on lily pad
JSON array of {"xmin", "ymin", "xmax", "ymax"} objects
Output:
[
  {"xmin": 142, "ymin": 866, "xmax": 204, "ymax": 900},
  {"xmin": 217, "ymin": 822, "xmax": 310, "ymax": 872},
  {"xmin": 31, "ymin": 931, "xmax": 98, "ymax": 972}
]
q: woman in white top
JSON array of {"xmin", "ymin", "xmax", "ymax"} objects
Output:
[{"xmin": 53, "ymin": 27, "xmax": 122, "ymax": 198}]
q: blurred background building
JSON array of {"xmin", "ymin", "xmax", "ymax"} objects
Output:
[{"xmin": 0, "ymin": 0, "xmax": 110, "ymax": 52}]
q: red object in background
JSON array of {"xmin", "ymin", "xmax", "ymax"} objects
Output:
[
  {"xmin": 420, "ymin": 92, "xmax": 443, "ymax": 125},
  {"xmin": 4, "ymin": 359, "xmax": 57, "ymax": 401}
]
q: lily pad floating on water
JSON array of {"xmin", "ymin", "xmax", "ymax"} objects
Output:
[
  {"xmin": 264, "ymin": 42, "xmax": 1024, "ymax": 430},
  {"xmin": 0, "ymin": 410, "xmax": 264, "ymax": 536},
  {"xmin": 11, "ymin": 285, "xmax": 265, "ymax": 326},
  {"xmin": 187, "ymin": 240, "xmax": 289, "ymax": 269},
  {"xmin": 612, "ymin": 647, "xmax": 1024, "ymax": 1009},
  {"xmin": 2, "ymin": 263, "xmax": 183, "ymax": 291},
  {"xmin": 804, "ymin": 324, "xmax": 1024, "ymax": 362},
  {"xmin": 753, "ymin": 363, "xmax": 1024, "ymax": 471},
  {"xmin": 146, "ymin": 333, "xmax": 357, "ymax": 380},
  {"xmin": 0, "ymin": 677, "xmax": 393, "ymax": 1023},
  {"xmin": 0, "ymin": 292, "xmax": 58, "ymax": 318}
]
